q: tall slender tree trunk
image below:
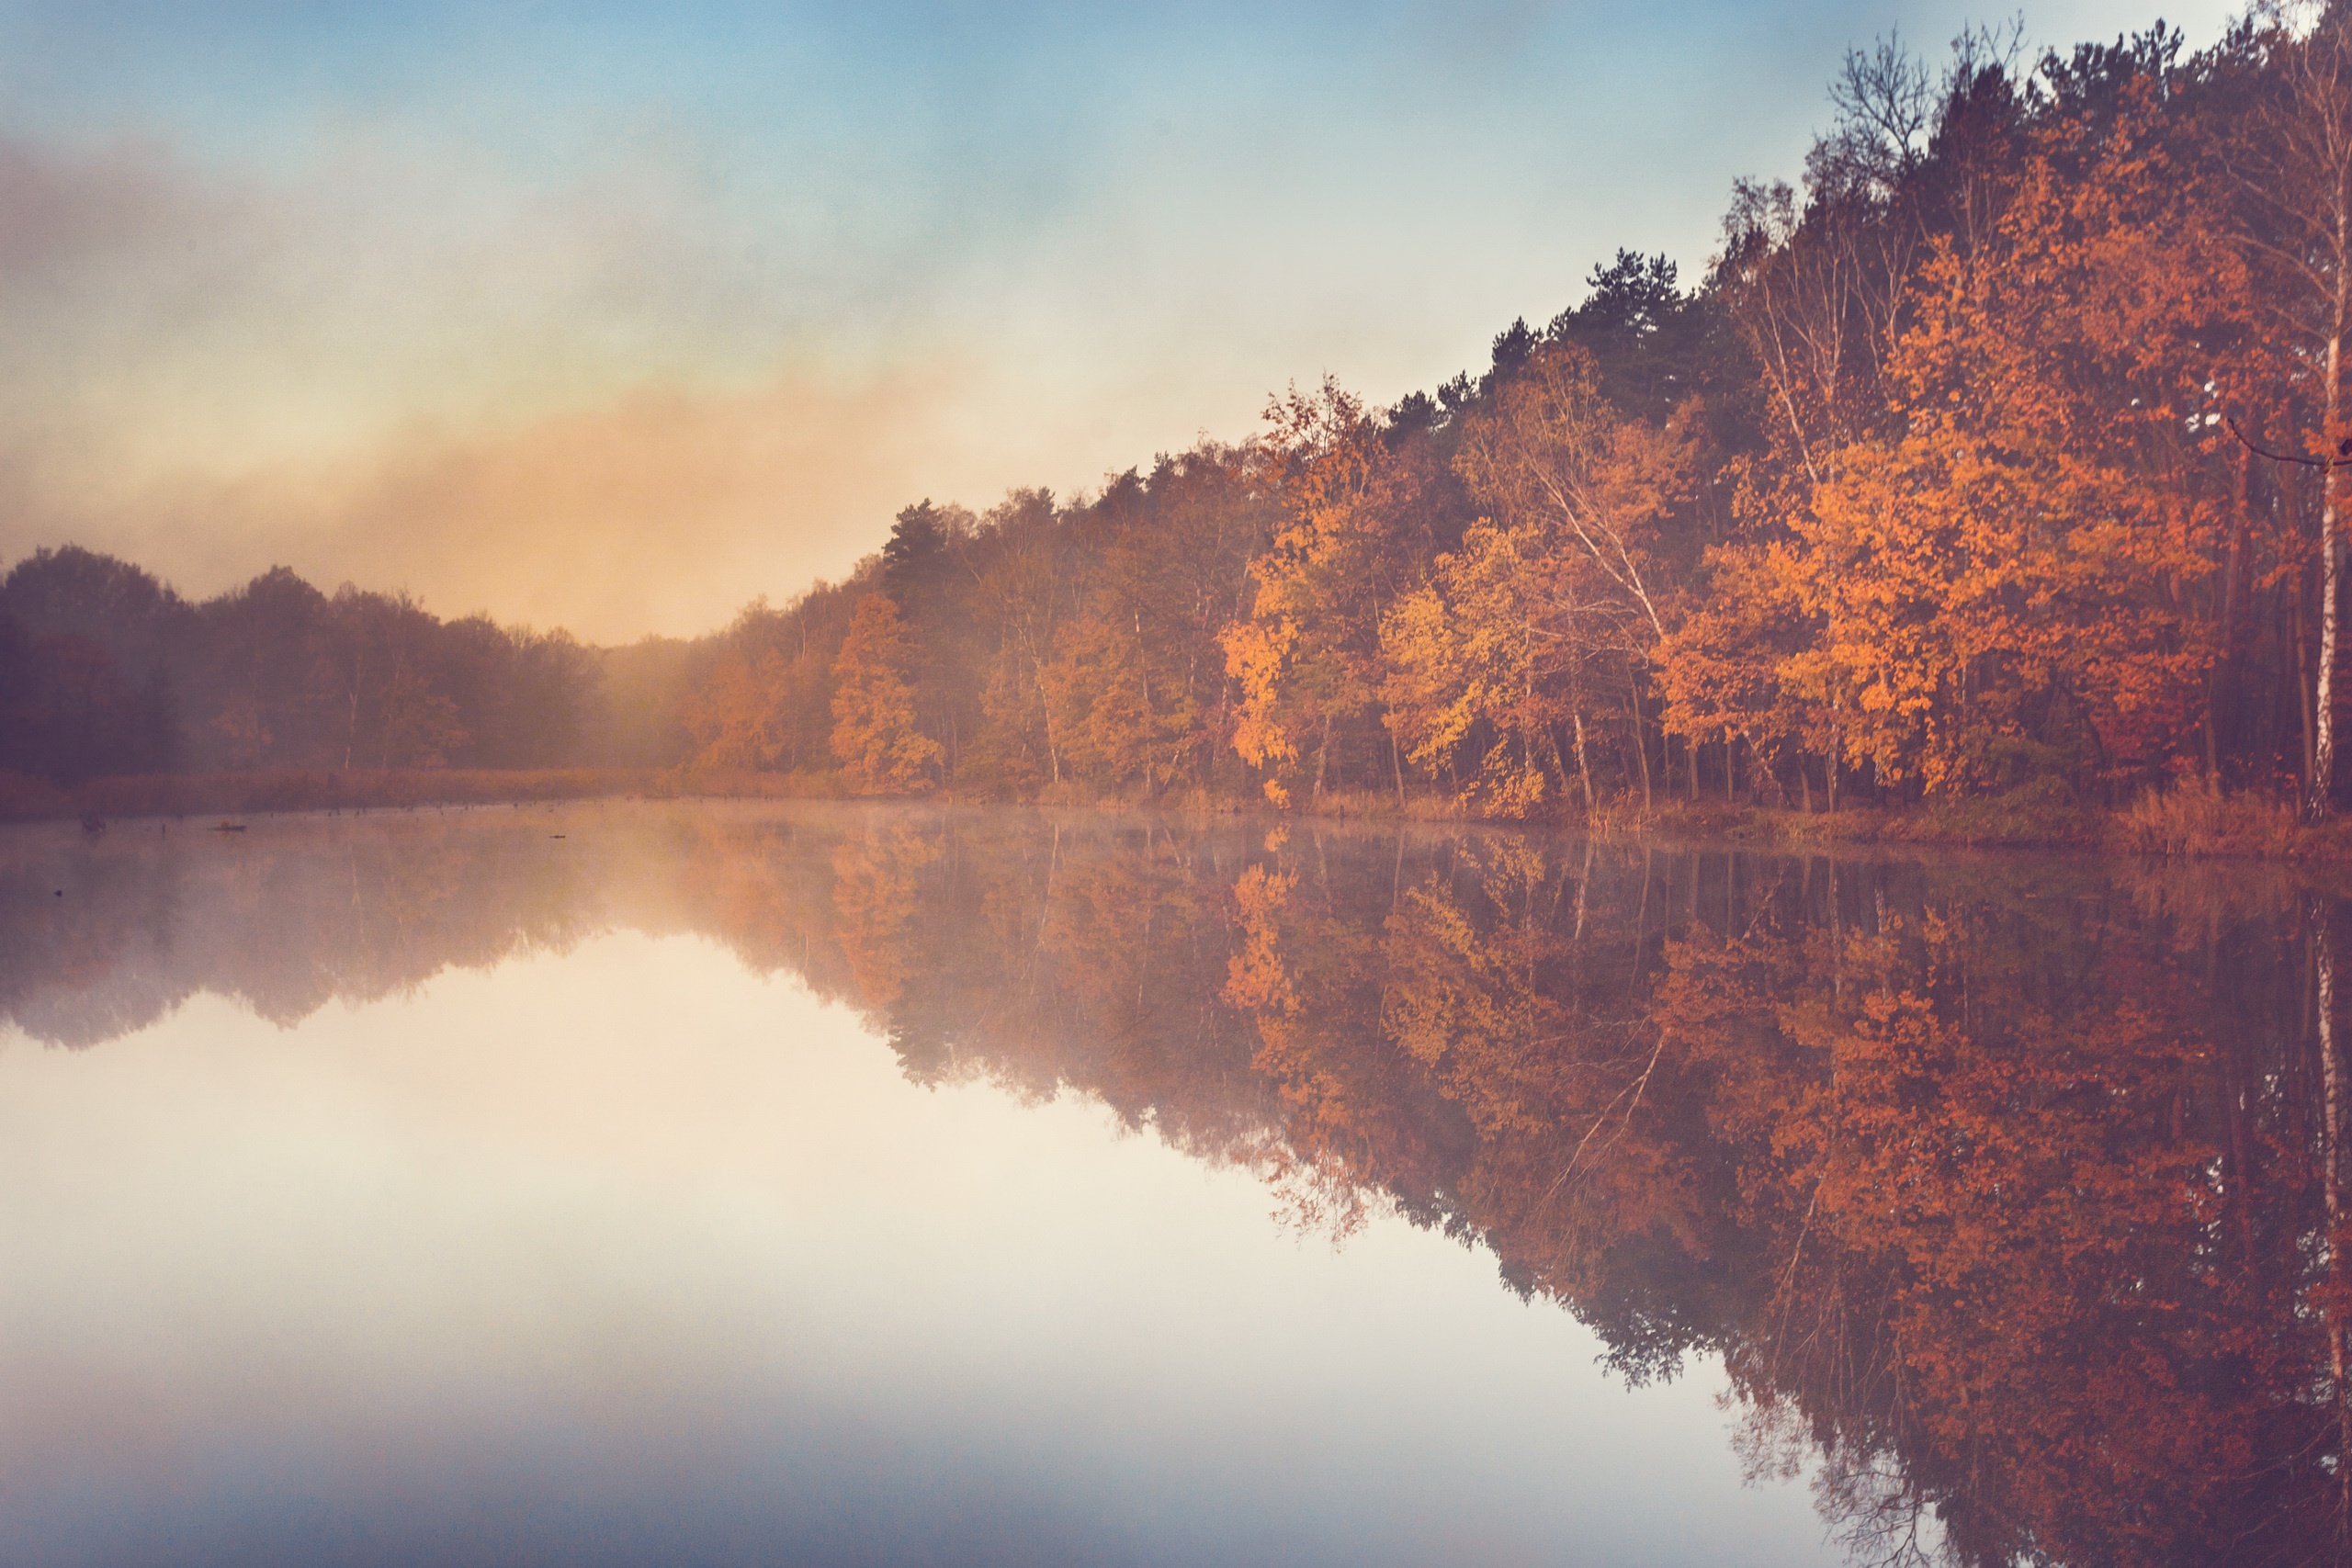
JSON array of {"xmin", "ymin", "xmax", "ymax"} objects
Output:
[
  {"xmin": 1033, "ymin": 658, "xmax": 1061, "ymax": 785},
  {"xmin": 2317, "ymin": 896, "xmax": 2348, "ymax": 1541},
  {"xmin": 2209, "ymin": 446, "xmax": 2251, "ymax": 784},
  {"xmin": 1389, "ymin": 730, "xmax": 1407, "ymax": 811},
  {"xmin": 2317, "ymin": 498, "xmax": 2341, "ymax": 819},
  {"xmin": 1572, "ymin": 710, "xmax": 1594, "ymax": 809},
  {"xmin": 1626, "ymin": 668, "xmax": 1653, "ymax": 810},
  {"xmin": 2315, "ymin": 291, "xmax": 2345, "ymax": 821},
  {"xmin": 2251, "ymin": 10, "xmax": 2352, "ymax": 815},
  {"xmin": 377, "ymin": 652, "xmax": 405, "ymax": 771},
  {"xmin": 2301, "ymin": 565, "xmax": 2321, "ymax": 792},
  {"xmin": 1827, "ymin": 709, "xmax": 1839, "ymax": 816}
]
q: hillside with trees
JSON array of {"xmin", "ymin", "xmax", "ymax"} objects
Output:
[{"xmin": 9, "ymin": 8, "xmax": 2352, "ymax": 835}]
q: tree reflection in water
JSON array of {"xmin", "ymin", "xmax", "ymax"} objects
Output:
[{"xmin": 3, "ymin": 801, "xmax": 2343, "ymax": 1566}]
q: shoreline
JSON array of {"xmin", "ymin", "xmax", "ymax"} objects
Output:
[{"xmin": 7, "ymin": 767, "xmax": 2348, "ymax": 864}]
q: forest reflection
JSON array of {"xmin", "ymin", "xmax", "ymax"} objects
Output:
[{"xmin": 4, "ymin": 802, "xmax": 2343, "ymax": 1567}]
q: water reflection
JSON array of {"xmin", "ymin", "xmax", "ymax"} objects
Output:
[{"xmin": 3, "ymin": 802, "xmax": 2343, "ymax": 1565}]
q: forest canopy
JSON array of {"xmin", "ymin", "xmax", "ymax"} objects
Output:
[{"xmin": 11, "ymin": 4, "xmax": 2352, "ymax": 823}]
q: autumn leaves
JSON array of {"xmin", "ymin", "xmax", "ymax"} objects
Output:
[
  {"xmin": 659, "ymin": 12, "xmax": 2352, "ymax": 829},
  {"xmin": 830, "ymin": 594, "xmax": 942, "ymax": 794},
  {"xmin": 1225, "ymin": 353, "xmax": 1688, "ymax": 817},
  {"xmin": 1230, "ymin": 16, "xmax": 2352, "ymax": 819}
]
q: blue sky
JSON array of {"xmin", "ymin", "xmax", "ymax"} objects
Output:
[{"xmin": 0, "ymin": 0, "xmax": 2243, "ymax": 638}]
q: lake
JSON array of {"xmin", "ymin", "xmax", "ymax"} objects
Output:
[{"xmin": 0, "ymin": 801, "xmax": 2339, "ymax": 1566}]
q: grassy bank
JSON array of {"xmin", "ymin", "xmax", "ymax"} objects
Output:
[
  {"xmin": 1088, "ymin": 777, "xmax": 2352, "ymax": 862},
  {"xmin": 1578, "ymin": 777, "xmax": 2352, "ymax": 863}
]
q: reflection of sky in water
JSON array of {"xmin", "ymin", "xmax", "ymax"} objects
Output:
[{"xmin": 0, "ymin": 926, "xmax": 1830, "ymax": 1567}]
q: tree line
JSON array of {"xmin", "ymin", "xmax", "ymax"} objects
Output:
[
  {"xmin": 0, "ymin": 549, "xmax": 610, "ymax": 779},
  {"xmin": 13, "ymin": 6, "xmax": 2352, "ymax": 823}
]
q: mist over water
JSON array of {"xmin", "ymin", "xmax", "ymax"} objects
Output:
[{"xmin": 0, "ymin": 802, "xmax": 2340, "ymax": 1564}]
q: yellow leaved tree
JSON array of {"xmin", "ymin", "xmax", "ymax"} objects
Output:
[
  {"xmin": 684, "ymin": 649, "xmax": 794, "ymax": 771},
  {"xmin": 830, "ymin": 594, "xmax": 942, "ymax": 795},
  {"xmin": 1385, "ymin": 343, "xmax": 1691, "ymax": 816},
  {"xmin": 1223, "ymin": 379, "xmax": 1443, "ymax": 807}
]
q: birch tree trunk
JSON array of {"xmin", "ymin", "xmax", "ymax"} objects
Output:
[
  {"xmin": 2313, "ymin": 300, "xmax": 2342, "ymax": 820},
  {"xmin": 2316, "ymin": 897, "xmax": 2347, "ymax": 1540}
]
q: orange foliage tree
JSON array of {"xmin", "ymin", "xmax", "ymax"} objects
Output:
[
  {"xmin": 1223, "ymin": 380, "xmax": 1445, "ymax": 808},
  {"xmin": 1671, "ymin": 69, "xmax": 2246, "ymax": 801},
  {"xmin": 684, "ymin": 648, "xmax": 794, "ymax": 771},
  {"xmin": 1385, "ymin": 344, "xmax": 1694, "ymax": 815},
  {"xmin": 830, "ymin": 594, "xmax": 943, "ymax": 795}
]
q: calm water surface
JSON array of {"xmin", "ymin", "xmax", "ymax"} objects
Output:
[{"xmin": 0, "ymin": 802, "xmax": 2342, "ymax": 1566}]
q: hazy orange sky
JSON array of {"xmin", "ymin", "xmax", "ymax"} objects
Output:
[{"xmin": 0, "ymin": 1, "xmax": 2237, "ymax": 642}]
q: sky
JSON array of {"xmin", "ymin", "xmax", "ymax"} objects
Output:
[{"xmin": 0, "ymin": 0, "xmax": 2243, "ymax": 643}]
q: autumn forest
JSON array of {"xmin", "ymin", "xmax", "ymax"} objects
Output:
[{"xmin": 11, "ymin": 11, "xmax": 2352, "ymax": 836}]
